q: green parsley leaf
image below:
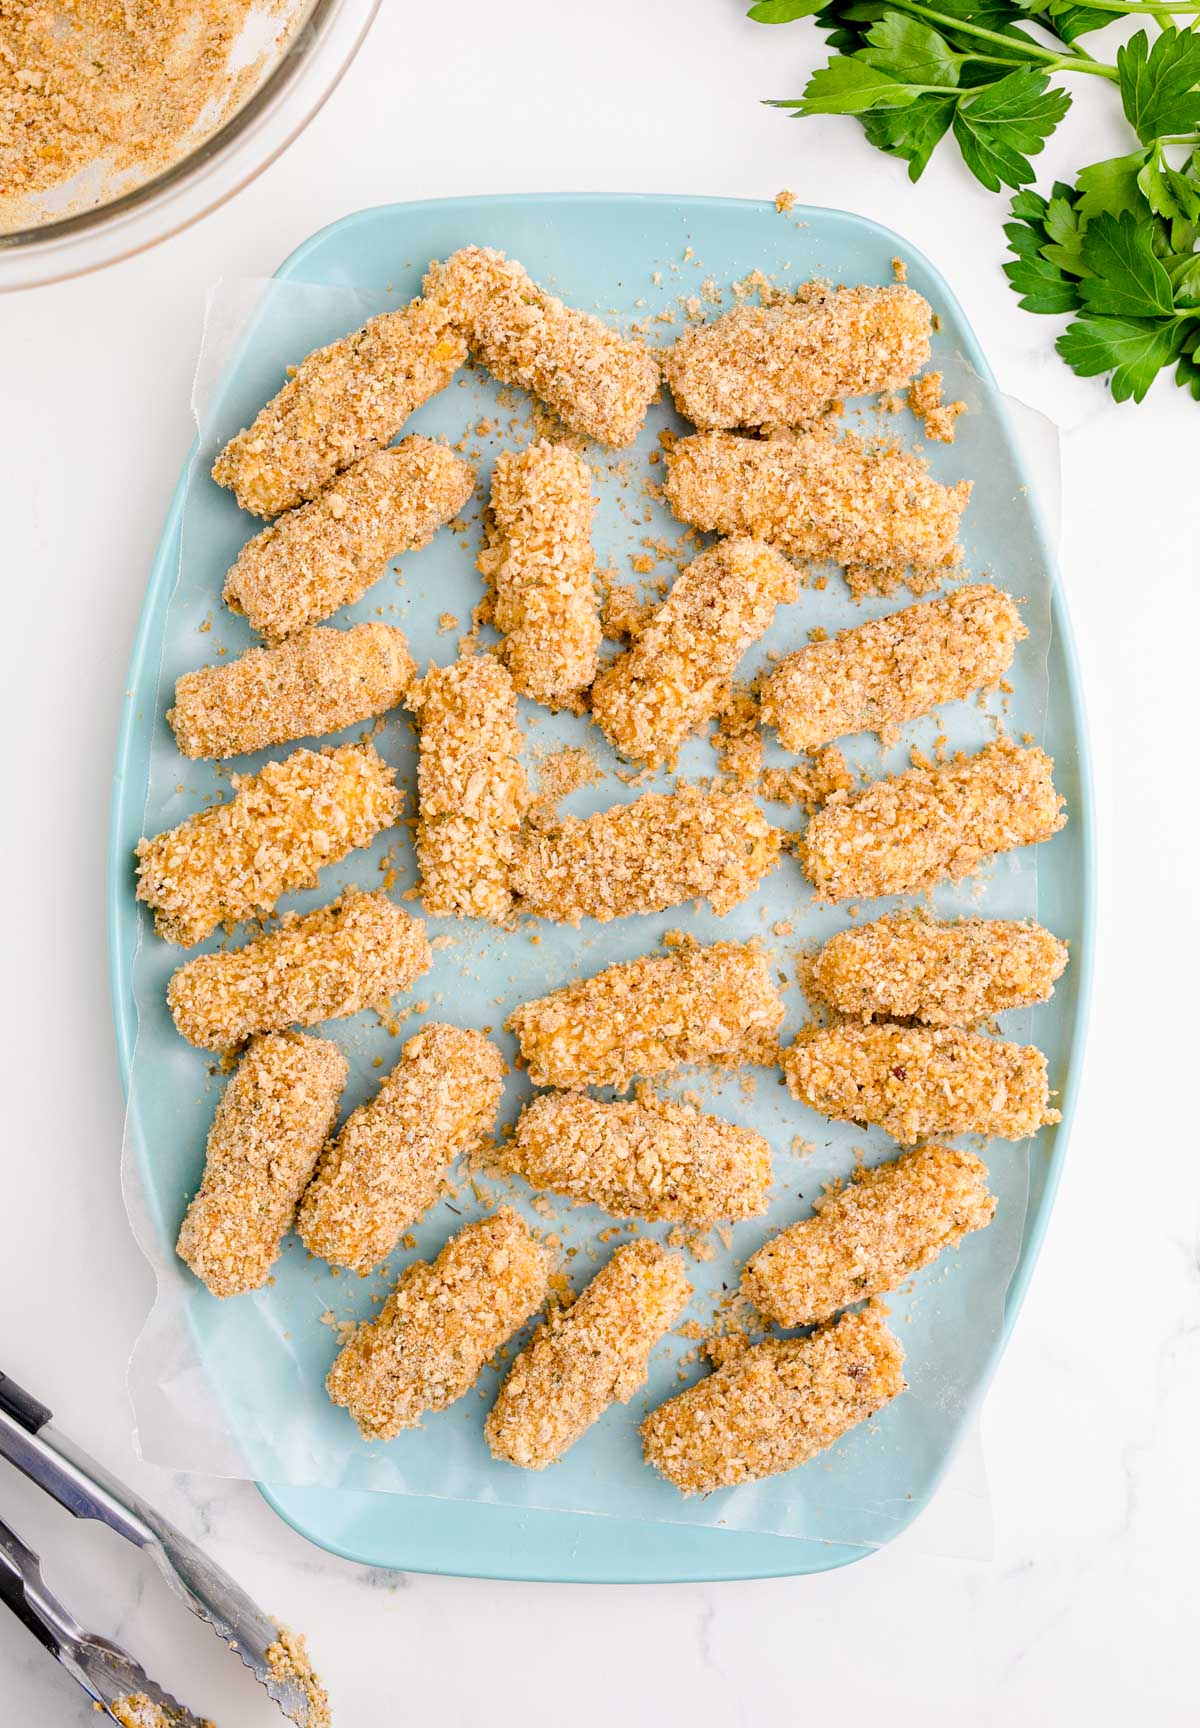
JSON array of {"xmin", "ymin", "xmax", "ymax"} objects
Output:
[
  {"xmin": 1137, "ymin": 153, "xmax": 1200, "ymax": 225},
  {"xmin": 952, "ymin": 69, "xmax": 1071, "ymax": 192},
  {"xmin": 860, "ymin": 14, "xmax": 960, "ymax": 86},
  {"xmin": 1074, "ymin": 152, "xmax": 1150, "ymax": 221},
  {"xmin": 796, "ymin": 54, "xmax": 921, "ymax": 114},
  {"xmin": 862, "ymin": 94, "xmax": 958, "ymax": 177},
  {"xmin": 747, "ymin": 1, "xmax": 826, "ymax": 19},
  {"xmin": 1118, "ymin": 27, "xmax": 1200, "ymax": 147},
  {"xmin": 1057, "ymin": 315, "xmax": 1182, "ymax": 402},
  {"xmin": 1077, "ymin": 210, "xmax": 1176, "ymax": 317}
]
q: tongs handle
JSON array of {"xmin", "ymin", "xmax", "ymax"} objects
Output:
[{"xmin": 0, "ymin": 1370, "xmax": 52, "ymax": 1435}]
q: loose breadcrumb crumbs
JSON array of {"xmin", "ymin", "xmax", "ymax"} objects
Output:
[
  {"xmin": 808, "ymin": 911, "xmax": 1068, "ymax": 1025},
  {"xmin": 507, "ymin": 938, "xmax": 785, "ymax": 1092},
  {"xmin": 797, "ymin": 739, "xmax": 1066, "ymax": 902},
  {"xmin": 908, "ymin": 371, "xmax": 966, "ymax": 443},
  {"xmin": 326, "ymin": 1209, "xmax": 550, "ymax": 1440},
  {"xmin": 135, "ymin": 743, "xmax": 402, "ymax": 947},
  {"xmin": 486, "ymin": 1241, "xmax": 692, "ymax": 1469},
  {"xmin": 503, "ymin": 1091, "xmax": 772, "ymax": 1224},
  {"xmin": 212, "ymin": 298, "xmax": 466, "ymax": 517},
  {"xmin": 742, "ymin": 1145, "xmax": 995, "ymax": 1326},
  {"xmin": 109, "ymin": 1698, "xmax": 215, "ymax": 1728},
  {"xmin": 665, "ymin": 428, "xmax": 970, "ymax": 597},
  {"xmin": 641, "ymin": 1304, "xmax": 905, "ymax": 1493},
  {"xmin": 297, "ymin": 1024, "xmax": 505, "ymax": 1273},
  {"xmin": 176, "ymin": 1033, "xmax": 346, "ymax": 1298},
  {"xmin": 223, "ymin": 438, "xmax": 474, "ymax": 640},
  {"xmin": 760, "ymin": 585, "xmax": 1024, "ymax": 752},
  {"xmin": 591, "ymin": 538, "xmax": 797, "ymax": 766},
  {"xmin": 264, "ymin": 1627, "xmax": 330, "ymax": 1728},
  {"xmin": 783, "ymin": 1021, "xmax": 1059, "ymax": 1143},
  {"xmin": 759, "ymin": 747, "xmax": 854, "ymax": 813}
]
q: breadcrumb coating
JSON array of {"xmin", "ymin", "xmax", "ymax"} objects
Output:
[
  {"xmin": 760, "ymin": 585, "xmax": 1024, "ymax": 752},
  {"xmin": 264, "ymin": 1629, "xmax": 330, "ymax": 1728},
  {"xmin": 478, "ymin": 439, "xmax": 600, "ymax": 709},
  {"xmin": 808, "ymin": 912, "xmax": 1068, "ymax": 1025},
  {"xmin": 135, "ymin": 743, "xmax": 403, "ymax": 947},
  {"xmin": 511, "ymin": 785, "xmax": 781, "ymax": 924},
  {"xmin": 797, "ymin": 740, "xmax": 1066, "ymax": 902},
  {"xmin": 503, "ymin": 1092, "xmax": 772, "ymax": 1224},
  {"xmin": 486, "ymin": 1241, "xmax": 692, "ymax": 1470},
  {"xmin": 642, "ymin": 1305, "xmax": 906, "ymax": 1494},
  {"xmin": 783, "ymin": 1022, "xmax": 1059, "ymax": 1143},
  {"xmin": 223, "ymin": 439, "xmax": 474, "ymax": 640},
  {"xmin": 110, "ymin": 1700, "xmax": 214, "ymax": 1728},
  {"xmin": 665, "ymin": 428, "xmax": 970, "ymax": 598},
  {"xmin": 742, "ymin": 1145, "xmax": 995, "ymax": 1326},
  {"xmin": 326, "ymin": 1209, "xmax": 550, "ymax": 1440},
  {"xmin": 168, "ymin": 623, "xmax": 415, "ymax": 760},
  {"xmin": 507, "ymin": 938, "xmax": 785, "ymax": 1092},
  {"xmin": 212, "ymin": 297, "xmax": 466, "ymax": 517},
  {"xmin": 591, "ymin": 538, "xmax": 797, "ymax": 766},
  {"xmin": 176, "ymin": 1033, "xmax": 346, "ymax": 1298},
  {"xmin": 297, "ymin": 1024, "xmax": 505, "ymax": 1274},
  {"xmin": 662, "ymin": 283, "xmax": 931, "ymax": 428},
  {"xmin": 409, "ymin": 654, "xmax": 531, "ymax": 921},
  {"xmin": 424, "ymin": 246, "xmax": 660, "ymax": 447},
  {"xmin": 166, "ymin": 888, "xmax": 432, "ymax": 1051}
]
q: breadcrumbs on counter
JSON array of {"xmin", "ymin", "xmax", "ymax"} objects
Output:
[
  {"xmin": 641, "ymin": 1304, "xmax": 905, "ymax": 1494},
  {"xmin": 908, "ymin": 370, "xmax": 966, "ymax": 443},
  {"xmin": 486, "ymin": 1241, "xmax": 692, "ymax": 1469},
  {"xmin": 166, "ymin": 888, "xmax": 431, "ymax": 1050},
  {"xmin": 477, "ymin": 439, "xmax": 600, "ymax": 708},
  {"xmin": 423, "ymin": 246, "xmax": 660, "ymax": 447},
  {"xmin": 408, "ymin": 654, "xmax": 530, "ymax": 921},
  {"xmin": 591, "ymin": 538, "xmax": 796, "ymax": 766},
  {"xmin": 742, "ymin": 1145, "xmax": 995, "ymax": 1326},
  {"xmin": 135, "ymin": 743, "xmax": 402, "ymax": 947},
  {"xmin": 665, "ymin": 428, "xmax": 970, "ymax": 597},
  {"xmin": 223, "ymin": 439, "xmax": 475, "ymax": 640},
  {"xmin": 760, "ymin": 585, "xmax": 1024, "ymax": 753},
  {"xmin": 297, "ymin": 1024, "xmax": 505, "ymax": 1273},
  {"xmin": 168, "ymin": 622, "xmax": 416, "ymax": 759},
  {"xmin": 660, "ymin": 282, "xmax": 931, "ymax": 429},
  {"xmin": 502, "ymin": 1092, "xmax": 772, "ymax": 1224},
  {"xmin": 797, "ymin": 739, "xmax": 1065, "ymax": 902},
  {"xmin": 264, "ymin": 1626, "xmax": 331, "ymax": 1728},
  {"xmin": 511, "ymin": 785, "xmax": 781, "ymax": 923},
  {"xmin": 326, "ymin": 1209, "xmax": 550, "ymax": 1440},
  {"xmin": 507, "ymin": 939, "xmax": 785, "ymax": 1092},
  {"xmin": 176, "ymin": 1033, "xmax": 346, "ymax": 1298},
  {"xmin": 212, "ymin": 298, "xmax": 466, "ymax": 517},
  {"xmin": 808, "ymin": 911, "xmax": 1068, "ymax": 1025},
  {"xmin": 783, "ymin": 1021, "xmax": 1059, "ymax": 1143}
]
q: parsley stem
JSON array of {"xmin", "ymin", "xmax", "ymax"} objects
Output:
[{"xmin": 886, "ymin": 0, "xmax": 1121, "ymax": 77}]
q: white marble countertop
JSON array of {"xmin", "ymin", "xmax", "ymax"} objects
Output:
[{"xmin": 2, "ymin": 2, "xmax": 1198, "ymax": 1721}]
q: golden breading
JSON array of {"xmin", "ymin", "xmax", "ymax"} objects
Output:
[
  {"xmin": 665, "ymin": 428, "xmax": 970, "ymax": 598},
  {"xmin": 326, "ymin": 1209, "xmax": 550, "ymax": 1440},
  {"xmin": 486, "ymin": 1242, "xmax": 692, "ymax": 1470},
  {"xmin": 591, "ymin": 538, "xmax": 797, "ymax": 766},
  {"xmin": 423, "ymin": 246, "xmax": 660, "ymax": 447},
  {"xmin": 168, "ymin": 623, "xmax": 415, "ymax": 760},
  {"xmin": 135, "ymin": 743, "xmax": 402, "ymax": 947},
  {"xmin": 641, "ymin": 1305, "xmax": 906, "ymax": 1494},
  {"xmin": 507, "ymin": 938, "xmax": 785, "ymax": 1092},
  {"xmin": 808, "ymin": 912, "xmax": 1068, "ymax": 1025},
  {"xmin": 502, "ymin": 1092, "xmax": 772, "ymax": 1224},
  {"xmin": 166, "ymin": 888, "xmax": 431, "ymax": 1051},
  {"xmin": 661, "ymin": 283, "xmax": 931, "ymax": 428},
  {"xmin": 408, "ymin": 654, "xmax": 531, "ymax": 922},
  {"xmin": 211, "ymin": 297, "xmax": 466, "ymax": 517},
  {"xmin": 783, "ymin": 1022, "xmax": 1059, "ymax": 1143},
  {"xmin": 223, "ymin": 439, "xmax": 474, "ymax": 640},
  {"xmin": 511, "ymin": 785, "xmax": 781, "ymax": 924},
  {"xmin": 797, "ymin": 740, "xmax": 1066, "ymax": 903},
  {"xmin": 477, "ymin": 439, "xmax": 600, "ymax": 709},
  {"xmin": 760, "ymin": 585, "xmax": 1024, "ymax": 752},
  {"xmin": 176, "ymin": 1033, "xmax": 347, "ymax": 1299},
  {"xmin": 297, "ymin": 1024, "xmax": 505, "ymax": 1274},
  {"xmin": 742, "ymin": 1146, "xmax": 996, "ymax": 1327}
]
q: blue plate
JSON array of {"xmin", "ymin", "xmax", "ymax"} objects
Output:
[{"xmin": 109, "ymin": 194, "xmax": 1093, "ymax": 1581}]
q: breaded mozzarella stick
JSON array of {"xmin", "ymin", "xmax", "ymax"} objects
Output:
[
  {"xmin": 486, "ymin": 1242, "xmax": 692, "ymax": 1470},
  {"xmin": 297, "ymin": 1024, "xmax": 505, "ymax": 1273},
  {"xmin": 135, "ymin": 743, "xmax": 402, "ymax": 947},
  {"xmin": 326, "ymin": 1209, "xmax": 550, "ymax": 1440},
  {"xmin": 212, "ymin": 297, "xmax": 465, "ymax": 517},
  {"xmin": 176, "ymin": 1033, "xmax": 347, "ymax": 1298},
  {"xmin": 591, "ymin": 538, "xmax": 796, "ymax": 766},
  {"xmin": 742, "ymin": 1145, "xmax": 995, "ymax": 1327}
]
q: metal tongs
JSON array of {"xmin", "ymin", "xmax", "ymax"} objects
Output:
[{"xmin": 0, "ymin": 1368, "xmax": 319, "ymax": 1725}]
